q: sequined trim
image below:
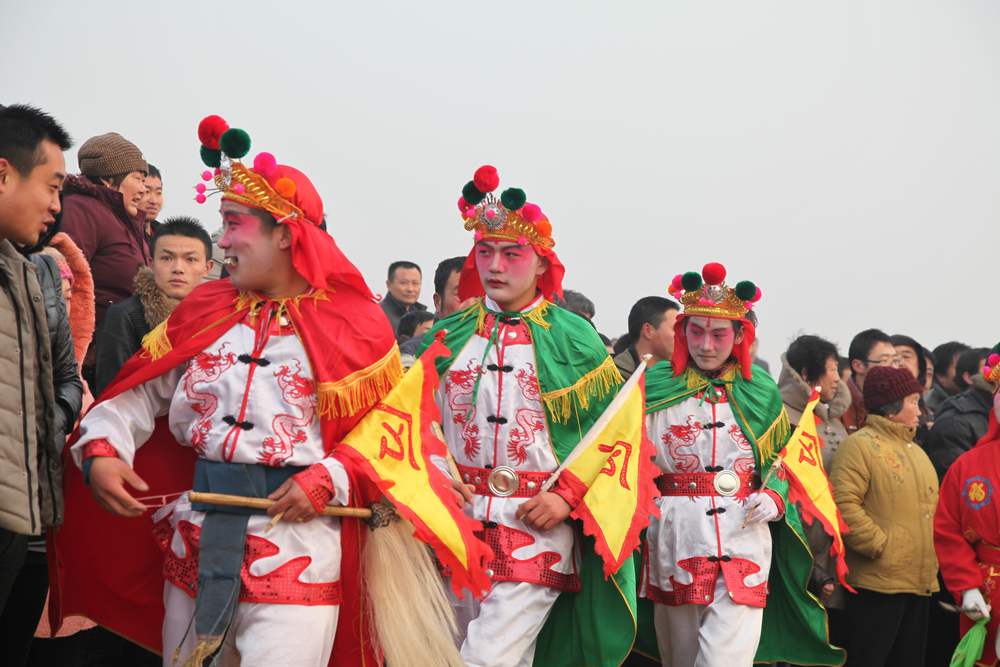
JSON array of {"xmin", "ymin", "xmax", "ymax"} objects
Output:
[
  {"xmin": 656, "ymin": 471, "xmax": 758, "ymax": 498},
  {"xmin": 293, "ymin": 464, "xmax": 335, "ymax": 513},
  {"xmin": 456, "ymin": 464, "xmax": 547, "ymax": 498},
  {"xmin": 155, "ymin": 518, "xmax": 342, "ymax": 606}
]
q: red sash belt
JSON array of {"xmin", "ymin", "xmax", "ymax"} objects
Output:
[
  {"xmin": 656, "ymin": 471, "xmax": 757, "ymax": 497},
  {"xmin": 456, "ymin": 464, "xmax": 548, "ymax": 498}
]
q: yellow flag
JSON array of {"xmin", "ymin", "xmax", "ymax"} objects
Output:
[
  {"xmin": 778, "ymin": 389, "xmax": 854, "ymax": 590},
  {"xmin": 337, "ymin": 336, "xmax": 492, "ymax": 597},
  {"xmin": 556, "ymin": 374, "xmax": 658, "ymax": 577}
]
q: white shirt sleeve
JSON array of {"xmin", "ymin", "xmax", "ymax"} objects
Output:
[
  {"xmin": 71, "ymin": 366, "xmax": 184, "ymax": 469},
  {"xmin": 317, "ymin": 458, "xmax": 351, "ymax": 506}
]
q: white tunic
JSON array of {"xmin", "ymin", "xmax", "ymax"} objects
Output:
[
  {"xmin": 73, "ymin": 312, "xmax": 349, "ymax": 605},
  {"xmin": 437, "ymin": 296, "xmax": 578, "ymax": 591},
  {"xmin": 643, "ymin": 388, "xmax": 773, "ymax": 608}
]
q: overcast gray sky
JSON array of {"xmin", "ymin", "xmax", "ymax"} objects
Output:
[{"xmin": 5, "ymin": 1, "xmax": 998, "ymax": 369}]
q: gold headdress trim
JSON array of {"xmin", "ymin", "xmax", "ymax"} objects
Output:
[{"xmin": 220, "ymin": 162, "xmax": 303, "ymax": 223}]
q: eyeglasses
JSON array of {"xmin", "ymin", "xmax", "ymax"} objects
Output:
[{"xmin": 865, "ymin": 357, "xmax": 898, "ymax": 367}]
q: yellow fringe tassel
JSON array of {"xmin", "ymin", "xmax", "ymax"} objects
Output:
[
  {"xmin": 141, "ymin": 320, "xmax": 172, "ymax": 360},
  {"xmin": 540, "ymin": 356, "xmax": 623, "ymax": 424},
  {"xmin": 316, "ymin": 344, "xmax": 404, "ymax": 419},
  {"xmin": 466, "ymin": 298, "xmax": 553, "ymax": 336},
  {"xmin": 755, "ymin": 410, "xmax": 790, "ymax": 465}
]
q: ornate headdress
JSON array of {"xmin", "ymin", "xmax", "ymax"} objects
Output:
[
  {"xmin": 456, "ymin": 165, "xmax": 565, "ymax": 301},
  {"xmin": 983, "ymin": 344, "xmax": 1000, "ymax": 393},
  {"xmin": 668, "ymin": 262, "xmax": 761, "ymax": 380},
  {"xmin": 191, "ymin": 114, "xmax": 372, "ymax": 298}
]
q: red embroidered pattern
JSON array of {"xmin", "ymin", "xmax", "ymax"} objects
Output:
[
  {"xmin": 292, "ymin": 464, "xmax": 334, "ymax": 513},
  {"xmin": 645, "ymin": 556, "xmax": 719, "ymax": 606},
  {"xmin": 457, "ymin": 464, "xmax": 547, "ymax": 498},
  {"xmin": 183, "ymin": 343, "xmax": 238, "ymax": 455},
  {"xmin": 515, "ymin": 363, "xmax": 541, "ymax": 401},
  {"xmin": 728, "ymin": 423, "xmax": 756, "ymax": 479},
  {"xmin": 507, "ymin": 408, "xmax": 546, "ymax": 465},
  {"xmin": 482, "ymin": 315, "xmax": 532, "ymax": 346},
  {"xmin": 259, "ymin": 360, "xmax": 316, "ymax": 467},
  {"xmin": 82, "ymin": 439, "xmax": 118, "ymax": 460},
  {"xmin": 661, "ymin": 415, "xmax": 702, "ymax": 473},
  {"xmin": 446, "ymin": 359, "xmax": 482, "ymax": 459},
  {"xmin": 442, "ymin": 522, "xmax": 579, "ymax": 592},
  {"xmin": 156, "ymin": 519, "xmax": 341, "ymax": 605}
]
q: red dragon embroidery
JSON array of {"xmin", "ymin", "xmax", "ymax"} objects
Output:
[
  {"xmin": 729, "ymin": 424, "xmax": 756, "ymax": 477},
  {"xmin": 258, "ymin": 361, "xmax": 316, "ymax": 467},
  {"xmin": 661, "ymin": 415, "xmax": 702, "ymax": 473},
  {"xmin": 183, "ymin": 343, "xmax": 237, "ymax": 454},
  {"xmin": 446, "ymin": 358, "xmax": 482, "ymax": 459},
  {"xmin": 515, "ymin": 363, "xmax": 541, "ymax": 401},
  {"xmin": 507, "ymin": 408, "xmax": 546, "ymax": 465}
]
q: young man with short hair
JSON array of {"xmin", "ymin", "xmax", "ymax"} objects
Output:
[
  {"xmin": 926, "ymin": 347, "xmax": 993, "ymax": 478},
  {"xmin": 94, "ymin": 216, "xmax": 214, "ymax": 395},
  {"xmin": 614, "ymin": 296, "xmax": 680, "ymax": 380},
  {"xmin": 842, "ymin": 327, "xmax": 896, "ymax": 432},
  {"xmin": 641, "ymin": 263, "xmax": 843, "ymax": 666},
  {"xmin": 139, "ymin": 163, "xmax": 164, "ymax": 239},
  {"xmin": 423, "ymin": 165, "xmax": 651, "ymax": 667},
  {"xmin": 380, "ymin": 259, "xmax": 426, "ymax": 331},
  {"xmin": 398, "ymin": 255, "xmax": 470, "ymax": 358},
  {"xmin": 0, "ymin": 104, "xmax": 75, "ymax": 651}
]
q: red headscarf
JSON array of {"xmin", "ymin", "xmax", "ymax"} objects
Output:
[{"xmin": 670, "ymin": 313, "xmax": 757, "ymax": 381}]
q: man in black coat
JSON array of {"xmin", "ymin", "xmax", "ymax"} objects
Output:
[
  {"xmin": 94, "ymin": 216, "xmax": 213, "ymax": 395},
  {"xmin": 925, "ymin": 347, "xmax": 992, "ymax": 479}
]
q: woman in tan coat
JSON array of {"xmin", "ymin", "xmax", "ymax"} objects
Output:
[{"xmin": 829, "ymin": 365, "xmax": 939, "ymax": 666}]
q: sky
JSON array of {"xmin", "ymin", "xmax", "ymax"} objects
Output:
[{"xmin": 4, "ymin": 1, "xmax": 998, "ymax": 369}]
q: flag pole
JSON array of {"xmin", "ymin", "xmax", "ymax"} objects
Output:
[{"xmin": 539, "ymin": 354, "xmax": 652, "ymax": 493}]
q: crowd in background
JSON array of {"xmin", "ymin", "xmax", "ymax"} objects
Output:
[{"xmin": 1, "ymin": 103, "xmax": 993, "ymax": 665}]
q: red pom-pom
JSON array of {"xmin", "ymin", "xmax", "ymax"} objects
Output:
[
  {"xmin": 702, "ymin": 262, "xmax": 726, "ymax": 285},
  {"xmin": 473, "ymin": 165, "xmax": 500, "ymax": 193},
  {"xmin": 457, "ymin": 196, "xmax": 468, "ymax": 212},
  {"xmin": 274, "ymin": 177, "xmax": 297, "ymax": 199},
  {"xmin": 751, "ymin": 287, "xmax": 762, "ymax": 303},
  {"xmin": 989, "ymin": 353, "xmax": 1000, "ymax": 367},
  {"xmin": 670, "ymin": 274, "xmax": 684, "ymax": 291},
  {"xmin": 198, "ymin": 115, "xmax": 229, "ymax": 150},
  {"xmin": 521, "ymin": 203, "xmax": 542, "ymax": 223}
]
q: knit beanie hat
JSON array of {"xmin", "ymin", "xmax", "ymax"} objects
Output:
[
  {"xmin": 78, "ymin": 133, "xmax": 147, "ymax": 179},
  {"xmin": 863, "ymin": 365, "xmax": 925, "ymax": 412}
]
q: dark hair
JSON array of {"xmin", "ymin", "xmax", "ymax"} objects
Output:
[
  {"xmin": 558, "ymin": 289, "xmax": 596, "ymax": 320},
  {"xmin": 151, "ymin": 216, "xmax": 213, "ymax": 261},
  {"xmin": 932, "ymin": 341, "xmax": 969, "ymax": 379},
  {"xmin": 848, "ymin": 328, "xmax": 891, "ymax": 363},
  {"xmin": 870, "ymin": 399, "xmax": 904, "ymax": 417},
  {"xmin": 146, "ymin": 163, "xmax": 161, "ymax": 180},
  {"xmin": 0, "ymin": 104, "xmax": 72, "ymax": 176},
  {"xmin": 786, "ymin": 335, "xmax": 839, "ymax": 385},
  {"xmin": 890, "ymin": 334, "xmax": 927, "ymax": 383},
  {"xmin": 433, "ymin": 256, "xmax": 465, "ymax": 297},
  {"xmin": 397, "ymin": 310, "xmax": 434, "ymax": 339},
  {"xmin": 956, "ymin": 347, "xmax": 990, "ymax": 390},
  {"xmin": 838, "ymin": 356, "xmax": 851, "ymax": 375},
  {"xmin": 623, "ymin": 296, "xmax": 679, "ymax": 348},
  {"xmin": 598, "ymin": 332, "xmax": 612, "ymax": 347},
  {"xmin": 388, "ymin": 261, "xmax": 421, "ymax": 281}
]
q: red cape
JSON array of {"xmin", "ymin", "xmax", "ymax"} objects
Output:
[{"xmin": 49, "ymin": 279, "xmax": 399, "ymax": 667}]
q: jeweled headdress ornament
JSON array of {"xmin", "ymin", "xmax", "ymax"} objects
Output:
[{"xmin": 667, "ymin": 262, "xmax": 760, "ymax": 321}]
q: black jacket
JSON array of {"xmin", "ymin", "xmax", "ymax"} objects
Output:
[
  {"xmin": 30, "ymin": 254, "xmax": 83, "ymax": 452},
  {"xmin": 94, "ymin": 294, "xmax": 149, "ymax": 397},
  {"xmin": 924, "ymin": 386, "xmax": 992, "ymax": 480},
  {"xmin": 379, "ymin": 293, "xmax": 427, "ymax": 334}
]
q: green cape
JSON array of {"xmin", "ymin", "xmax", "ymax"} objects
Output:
[
  {"xmin": 420, "ymin": 298, "xmax": 639, "ymax": 667},
  {"xmin": 640, "ymin": 361, "xmax": 845, "ymax": 666}
]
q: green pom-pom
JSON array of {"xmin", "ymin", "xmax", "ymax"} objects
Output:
[
  {"xmin": 681, "ymin": 271, "xmax": 702, "ymax": 291},
  {"xmin": 200, "ymin": 146, "xmax": 221, "ymax": 168},
  {"xmin": 735, "ymin": 280, "xmax": 757, "ymax": 301},
  {"xmin": 500, "ymin": 188, "xmax": 526, "ymax": 211},
  {"xmin": 462, "ymin": 181, "xmax": 485, "ymax": 205},
  {"xmin": 219, "ymin": 128, "xmax": 251, "ymax": 159}
]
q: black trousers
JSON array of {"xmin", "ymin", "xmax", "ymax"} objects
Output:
[
  {"xmin": 839, "ymin": 588, "xmax": 929, "ymax": 666},
  {"xmin": 0, "ymin": 534, "xmax": 48, "ymax": 667}
]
